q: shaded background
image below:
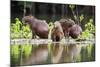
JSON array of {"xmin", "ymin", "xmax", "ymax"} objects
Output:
[{"xmin": 11, "ymin": 1, "xmax": 95, "ymax": 30}]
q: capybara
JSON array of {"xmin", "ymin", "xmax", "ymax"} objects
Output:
[
  {"xmin": 22, "ymin": 15, "xmax": 49, "ymax": 39},
  {"xmin": 51, "ymin": 21, "xmax": 64, "ymax": 41},
  {"xmin": 69, "ymin": 24, "xmax": 82, "ymax": 39},
  {"xmin": 59, "ymin": 18, "xmax": 75, "ymax": 37}
]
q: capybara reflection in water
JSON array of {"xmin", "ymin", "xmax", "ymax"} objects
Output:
[{"xmin": 22, "ymin": 15, "xmax": 49, "ymax": 39}]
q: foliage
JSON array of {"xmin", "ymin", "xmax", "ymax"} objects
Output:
[
  {"xmin": 85, "ymin": 19, "xmax": 95, "ymax": 34},
  {"xmin": 79, "ymin": 14, "xmax": 84, "ymax": 22},
  {"xmin": 69, "ymin": 5, "xmax": 75, "ymax": 10},
  {"xmin": 48, "ymin": 22, "xmax": 54, "ymax": 39},
  {"xmin": 80, "ymin": 18, "xmax": 95, "ymax": 39},
  {"xmin": 69, "ymin": 5, "xmax": 77, "ymax": 21},
  {"xmin": 11, "ymin": 18, "xmax": 32, "ymax": 39}
]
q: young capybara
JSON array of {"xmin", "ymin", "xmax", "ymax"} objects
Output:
[
  {"xmin": 51, "ymin": 21, "xmax": 64, "ymax": 41},
  {"xmin": 22, "ymin": 15, "xmax": 49, "ymax": 39},
  {"xmin": 69, "ymin": 24, "xmax": 82, "ymax": 39}
]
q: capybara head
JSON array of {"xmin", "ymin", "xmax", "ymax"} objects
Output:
[
  {"xmin": 59, "ymin": 18, "xmax": 75, "ymax": 28},
  {"xmin": 59, "ymin": 18, "xmax": 75, "ymax": 37},
  {"xmin": 69, "ymin": 24, "xmax": 82, "ymax": 39},
  {"xmin": 22, "ymin": 15, "xmax": 35, "ymax": 24}
]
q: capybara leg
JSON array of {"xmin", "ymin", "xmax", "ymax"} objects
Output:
[{"xmin": 32, "ymin": 32, "xmax": 36, "ymax": 39}]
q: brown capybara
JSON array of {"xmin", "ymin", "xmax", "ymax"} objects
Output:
[
  {"xmin": 22, "ymin": 15, "xmax": 49, "ymax": 39},
  {"xmin": 59, "ymin": 19, "xmax": 75, "ymax": 37},
  {"xmin": 51, "ymin": 21, "xmax": 64, "ymax": 41},
  {"xmin": 69, "ymin": 24, "xmax": 82, "ymax": 39}
]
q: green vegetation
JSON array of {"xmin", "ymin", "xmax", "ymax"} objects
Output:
[
  {"xmin": 80, "ymin": 18, "xmax": 95, "ymax": 39},
  {"xmin": 11, "ymin": 18, "xmax": 32, "ymax": 39},
  {"xmin": 11, "ymin": 45, "xmax": 32, "ymax": 65},
  {"xmin": 48, "ymin": 22, "xmax": 54, "ymax": 39},
  {"xmin": 22, "ymin": 45, "xmax": 32, "ymax": 58},
  {"xmin": 11, "ymin": 45, "xmax": 20, "ymax": 65}
]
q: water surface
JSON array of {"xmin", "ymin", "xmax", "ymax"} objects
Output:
[{"xmin": 11, "ymin": 42, "xmax": 95, "ymax": 66}]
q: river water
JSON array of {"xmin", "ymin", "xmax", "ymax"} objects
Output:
[{"xmin": 11, "ymin": 42, "xmax": 95, "ymax": 66}]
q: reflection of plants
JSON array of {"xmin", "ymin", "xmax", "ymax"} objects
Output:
[
  {"xmin": 11, "ymin": 18, "xmax": 32, "ymax": 39},
  {"xmin": 22, "ymin": 45, "xmax": 32, "ymax": 58},
  {"xmin": 87, "ymin": 44, "xmax": 92, "ymax": 59},
  {"xmin": 81, "ymin": 44, "xmax": 94, "ymax": 61},
  {"xmin": 11, "ymin": 45, "xmax": 32, "ymax": 65},
  {"xmin": 11, "ymin": 45, "xmax": 20, "ymax": 65}
]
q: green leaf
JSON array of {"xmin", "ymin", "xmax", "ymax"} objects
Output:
[
  {"xmin": 80, "ymin": 14, "xmax": 84, "ymax": 22},
  {"xmin": 69, "ymin": 5, "xmax": 75, "ymax": 9}
]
